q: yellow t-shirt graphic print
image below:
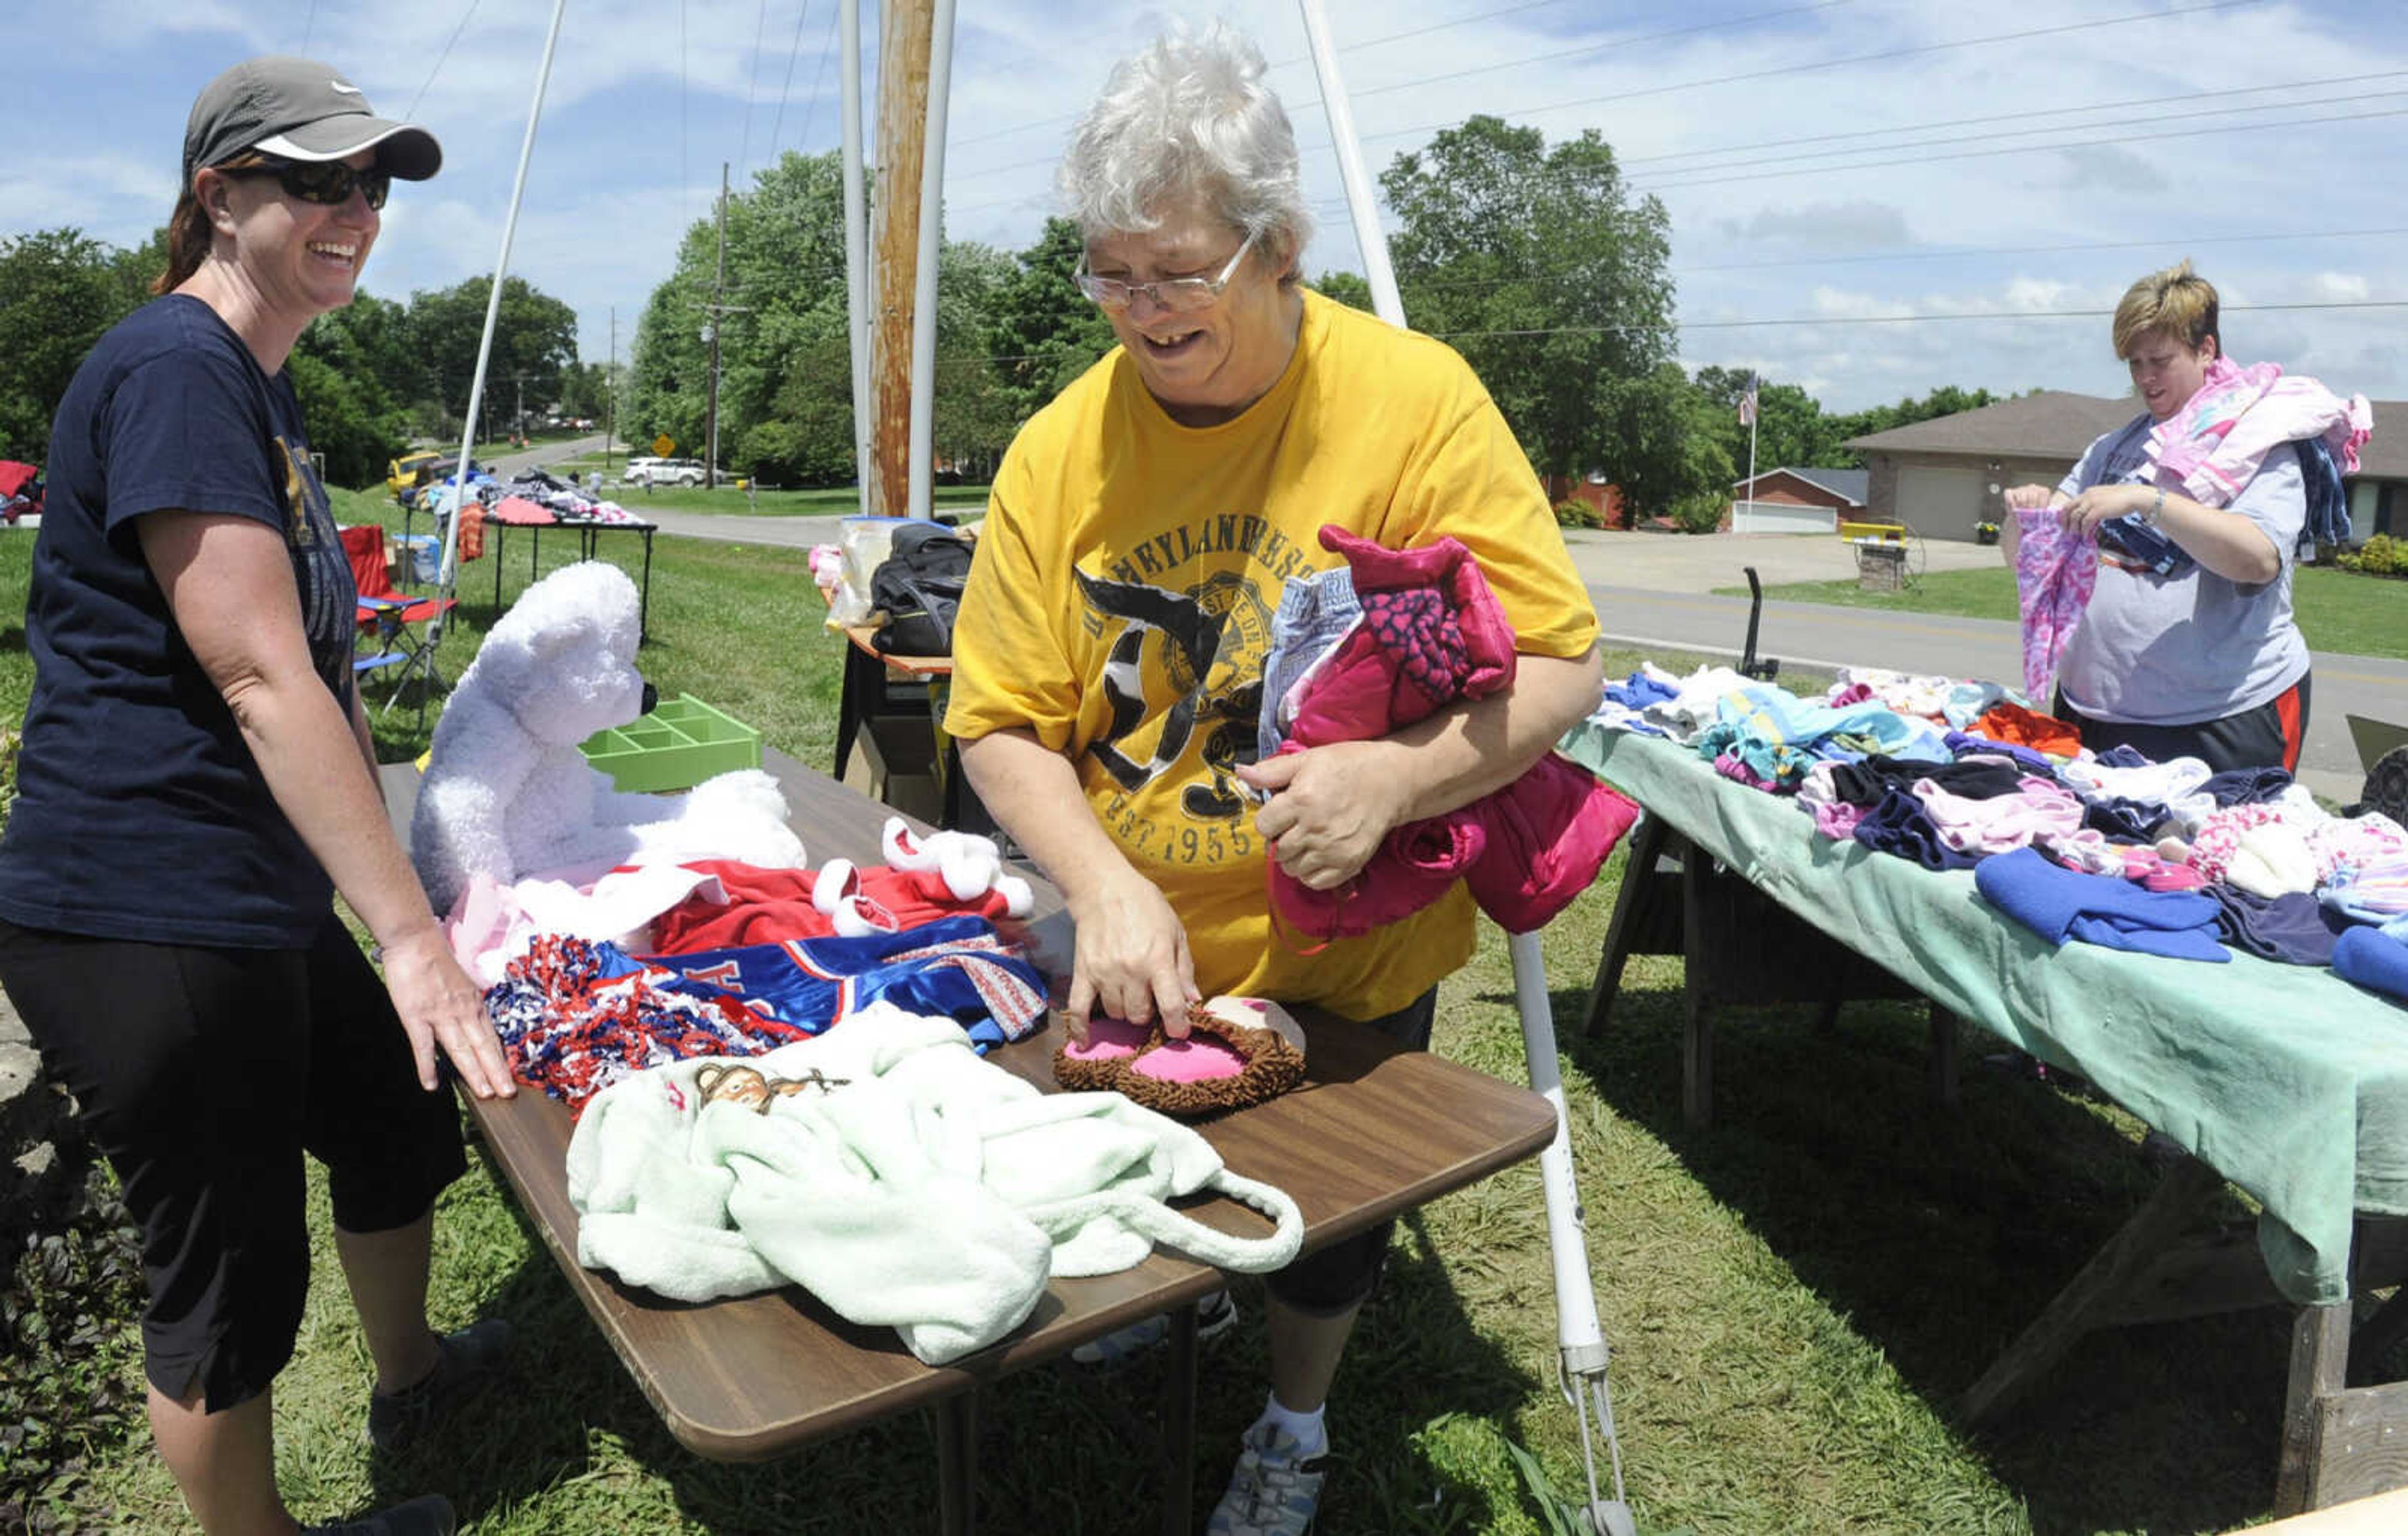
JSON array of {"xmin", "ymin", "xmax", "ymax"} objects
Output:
[{"xmin": 948, "ymin": 290, "xmax": 1598, "ymax": 1019}]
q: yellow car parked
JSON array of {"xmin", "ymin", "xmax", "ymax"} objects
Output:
[{"xmin": 386, "ymin": 450, "xmax": 442, "ymax": 500}]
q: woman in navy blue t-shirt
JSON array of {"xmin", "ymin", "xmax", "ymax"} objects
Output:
[{"xmin": 0, "ymin": 58, "xmax": 515, "ymax": 1536}]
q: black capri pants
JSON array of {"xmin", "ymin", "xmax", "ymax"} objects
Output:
[
  {"xmin": 1262, "ymin": 988, "xmax": 1438, "ymax": 1317},
  {"xmin": 0, "ymin": 915, "xmax": 465, "ymax": 1411}
]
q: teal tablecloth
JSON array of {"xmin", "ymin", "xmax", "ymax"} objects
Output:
[{"xmin": 1561, "ymin": 721, "xmax": 2408, "ymax": 1306}]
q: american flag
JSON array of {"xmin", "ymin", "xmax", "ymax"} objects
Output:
[{"xmin": 1738, "ymin": 372, "xmax": 1760, "ymax": 427}]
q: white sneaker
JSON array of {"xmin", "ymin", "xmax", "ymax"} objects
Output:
[{"xmin": 1207, "ymin": 1421, "xmax": 1330, "ymax": 1536}]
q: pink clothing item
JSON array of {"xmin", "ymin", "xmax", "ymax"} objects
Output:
[
  {"xmin": 1913, "ymin": 774, "xmax": 2085, "ymax": 857},
  {"xmin": 1268, "ymin": 776, "xmax": 1486, "ymax": 941},
  {"xmin": 1462, "ymin": 752, "xmax": 1640, "ymax": 934},
  {"xmin": 1825, "ymin": 681, "xmax": 1875, "ymax": 707},
  {"xmin": 2308, "ymin": 811, "xmax": 2408, "ymax": 883},
  {"xmin": 1267, "ymin": 528, "xmax": 1635, "ymax": 942},
  {"xmin": 1284, "ymin": 525, "xmax": 1518, "ymax": 747},
  {"xmin": 1714, "ymin": 752, "xmax": 1776, "ymax": 790},
  {"xmin": 1812, "ymin": 799, "xmax": 1866, "ymax": 841},
  {"xmin": 2147, "ymin": 356, "xmax": 2373, "ymax": 503},
  {"xmin": 2187, "ymin": 801, "xmax": 2321, "ymax": 895},
  {"xmin": 2014, "ymin": 503, "xmax": 2098, "ymax": 705}
]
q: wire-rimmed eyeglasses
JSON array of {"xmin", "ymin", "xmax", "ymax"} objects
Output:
[{"xmin": 1074, "ymin": 231, "xmax": 1257, "ymax": 313}]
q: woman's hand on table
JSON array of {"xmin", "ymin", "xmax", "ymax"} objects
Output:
[
  {"xmin": 1062, "ymin": 867, "xmax": 1200, "ymax": 1043},
  {"xmin": 1238, "ymin": 740, "xmax": 1410, "ymax": 891},
  {"xmin": 380, "ymin": 925, "xmax": 517, "ymax": 1099}
]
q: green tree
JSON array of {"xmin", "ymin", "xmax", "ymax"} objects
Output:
[
  {"xmin": 1593, "ymin": 362, "xmax": 1733, "ymax": 516},
  {"xmin": 1380, "ymin": 115, "xmax": 1675, "ymax": 479},
  {"xmin": 1309, "ymin": 270, "xmax": 1375, "ymax": 312},
  {"xmin": 0, "ymin": 229, "xmax": 146, "ymax": 460},
  {"xmin": 1692, "ymin": 366, "xmax": 1842, "ymax": 476},
  {"xmin": 981, "ymin": 216, "xmax": 1116, "ymax": 419},
  {"xmin": 406, "ymin": 275, "xmax": 579, "ymax": 438},
  {"xmin": 290, "ymin": 292, "xmax": 416, "ymax": 485}
]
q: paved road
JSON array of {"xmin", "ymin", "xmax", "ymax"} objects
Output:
[{"xmin": 504, "ymin": 448, "xmax": 2404, "ymax": 802}]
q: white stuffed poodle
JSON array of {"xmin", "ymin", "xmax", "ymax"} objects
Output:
[{"xmin": 410, "ymin": 561, "xmax": 804, "ymax": 913}]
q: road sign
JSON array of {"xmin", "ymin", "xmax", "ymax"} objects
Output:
[{"xmin": 652, "ymin": 433, "xmax": 675, "ymax": 457}]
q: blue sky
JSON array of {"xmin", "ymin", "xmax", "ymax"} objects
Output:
[{"xmin": 6, "ymin": 0, "xmax": 2404, "ymax": 413}]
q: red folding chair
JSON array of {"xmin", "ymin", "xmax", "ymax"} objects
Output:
[{"xmin": 339, "ymin": 524, "xmax": 456, "ymax": 723}]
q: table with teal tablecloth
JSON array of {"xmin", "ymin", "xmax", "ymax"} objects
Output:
[{"xmin": 1560, "ymin": 719, "xmax": 2408, "ymax": 1512}]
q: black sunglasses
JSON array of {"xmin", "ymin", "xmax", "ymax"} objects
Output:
[{"xmin": 219, "ymin": 155, "xmax": 391, "ymax": 212}]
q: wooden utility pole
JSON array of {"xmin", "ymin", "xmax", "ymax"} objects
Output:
[
  {"xmin": 605, "ymin": 304, "xmax": 616, "ymax": 465},
  {"xmin": 867, "ymin": 0, "xmax": 934, "ymax": 517},
  {"xmin": 705, "ymin": 162, "xmax": 729, "ymax": 490}
]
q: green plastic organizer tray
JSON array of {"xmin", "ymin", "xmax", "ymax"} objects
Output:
[{"xmin": 579, "ymin": 694, "xmax": 763, "ymax": 793}]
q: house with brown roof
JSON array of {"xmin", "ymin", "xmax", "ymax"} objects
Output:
[
  {"xmin": 1844, "ymin": 390, "xmax": 2407, "ymax": 544},
  {"xmin": 1727, "ymin": 465, "xmax": 1869, "ymax": 534}
]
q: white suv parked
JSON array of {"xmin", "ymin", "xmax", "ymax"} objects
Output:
[{"xmin": 625, "ymin": 456, "xmax": 707, "ymax": 487}]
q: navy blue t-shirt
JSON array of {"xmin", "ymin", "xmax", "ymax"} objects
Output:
[{"xmin": 0, "ymin": 295, "xmax": 359, "ymax": 947}]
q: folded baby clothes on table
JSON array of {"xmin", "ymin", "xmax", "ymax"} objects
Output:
[
  {"xmin": 2323, "ymin": 851, "xmax": 2408, "ymax": 924},
  {"xmin": 1828, "ymin": 752, "xmax": 2025, "ymax": 808},
  {"xmin": 1975, "ymin": 846, "xmax": 2229, "ymax": 962},
  {"xmin": 568, "ymin": 1006, "xmax": 1305, "ymax": 1363}
]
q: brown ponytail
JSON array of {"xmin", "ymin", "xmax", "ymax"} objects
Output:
[{"xmin": 151, "ymin": 152, "xmax": 271, "ymax": 295}]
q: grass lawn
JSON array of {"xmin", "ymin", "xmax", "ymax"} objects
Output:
[
  {"xmin": 0, "ymin": 513, "xmax": 2367, "ymax": 1533},
  {"xmin": 1721, "ymin": 562, "xmax": 2408, "ymax": 661}
]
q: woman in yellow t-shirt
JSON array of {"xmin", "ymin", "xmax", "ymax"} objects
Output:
[{"xmin": 946, "ymin": 26, "xmax": 1601, "ymax": 1533}]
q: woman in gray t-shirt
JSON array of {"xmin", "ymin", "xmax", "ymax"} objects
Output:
[{"xmin": 2002, "ymin": 261, "xmax": 2311, "ymax": 773}]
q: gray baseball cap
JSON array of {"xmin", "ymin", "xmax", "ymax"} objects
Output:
[{"xmin": 182, "ymin": 56, "xmax": 441, "ymax": 188}]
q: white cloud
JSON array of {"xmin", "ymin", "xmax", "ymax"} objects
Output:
[{"xmin": 2311, "ymin": 270, "xmax": 2372, "ymax": 303}]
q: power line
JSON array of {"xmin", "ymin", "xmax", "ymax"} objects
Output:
[
  {"xmin": 796, "ymin": 2, "xmax": 839, "ymax": 152},
  {"xmin": 1630, "ymin": 101, "xmax": 2408, "ymax": 194},
  {"xmin": 1297, "ymin": 95, "xmax": 2408, "ymax": 215},
  {"xmin": 406, "ymin": 0, "xmax": 482, "ymax": 118},
  {"xmin": 1343, "ymin": 0, "xmax": 1861, "ymax": 103},
  {"xmin": 301, "ymin": 0, "xmax": 319, "ymax": 56},
  {"xmin": 947, "ymin": 0, "xmax": 1857, "ymax": 171},
  {"xmin": 1679, "ymin": 225, "xmax": 2408, "ymax": 277},
  {"xmin": 1358, "ymin": 0, "xmax": 2271, "ymax": 146},
  {"xmin": 925, "ymin": 299, "xmax": 2408, "ymax": 371},
  {"xmin": 1437, "ymin": 300, "xmax": 2408, "ymax": 343},
  {"xmin": 768, "ymin": 1, "xmax": 813, "ymax": 162},
  {"xmin": 1379, "ymin": 224, "xmax": 2408, "ymax": 297},
  {"xmin": 1615, "ymin": 69, "xmax": 2407, "ymax": 170},
  {"xmin": 738, "ymin": 0, "xmax": 773, "ymax": 175}
]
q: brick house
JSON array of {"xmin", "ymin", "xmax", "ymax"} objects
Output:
[
  {"xmin": 1541, "ymin": 473, "xmax": 1628, "ymax": 529},
  {"xmin": 1726, "ymin": 465, "xmax": 1869, "ymax": 534},
  {"xmin": 1846, "ymin": 391, "xmax": 2408, "ymax": 543}
]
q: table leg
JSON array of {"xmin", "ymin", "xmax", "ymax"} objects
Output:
[
  {"xmin": 1584, "ymin": 814, "xmax": 1672, "ymax": 1038},
  {"xmin": 638, "ymin": 529, "xmax": 654, "ymax": 641},
  {"xmin": 1955, "ymin": 1154, "xmax": 2226, "ymax": 1428},
  {"xmin": 2279, "ymin": 1303, "xmax": 2352, "ymax": 1515},
  {"xmin": 933, "ymin": 1389, "xmax": 979, "ymax": 1536},
  {"xmin": 833, "ymin": 644, "xmax": 867, "ymax": 782},
  {"xmin": 1161, "ymin": 1302, "xmax": 1198, "ymax": 1536},
  {"xmin": 1928, "ymin": 1003, "xmax": 1962, "ymax": 1108},
  {"xmin": 493, "ymin": 523, "xmax": 505, "ymax": 611},
  {"xmin": 1680, "ymin": 843, "xmax": 1714, "ymax": 1128}
]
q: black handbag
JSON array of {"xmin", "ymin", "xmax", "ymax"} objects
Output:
[{"xmin": 869, "ymin": 524, "xmax": 973, "ymax": 656}]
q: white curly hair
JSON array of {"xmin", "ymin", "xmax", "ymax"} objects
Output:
[{"xmin": 1056, "ymin": 22, "xmax": 1313, "ymax": 278}]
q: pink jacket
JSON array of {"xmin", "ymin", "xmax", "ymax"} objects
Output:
[
  {"xmin": 1267, "ymin": 525, "xmax": 1636, "ymax": 942},
  {"xmin": 2146, "ymin": 356, "xmax": 2372, "ymax": 507}
]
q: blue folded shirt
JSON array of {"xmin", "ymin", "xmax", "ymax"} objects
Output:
[{"xmin": 1975, "ymin": 846, "xmax": 2229, "ymax": 962}]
